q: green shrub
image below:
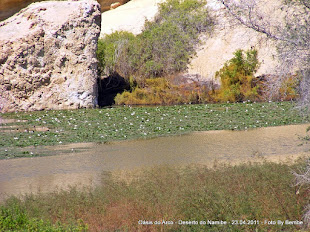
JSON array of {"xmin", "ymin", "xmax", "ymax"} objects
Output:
[
  {"xmin": 97, "ymin": 31, "xmax": 136, "ymax": 78},
  {"xmin": 153, "ymin": 0, "xmax": 212, "ymax": 38},
  {"xmin": 137, "ymin": 21, "xmax": 192, "ymax": 78},
  {"xmin": 115, "ymin": 78, "xmax": 180, "ymax": 105},
  {"xmin": 215, "ymin": 49, "xmax": 260, "ymax": 102},
  {"xmin": 278, "ymin": 75, "xmax": 300, "ymax": 101},
  {"xmin": 97, "ymin": 0, "xmax": 213, "ymax": 83},
  {"xmin": 0, "ymin": 197, "xmax": 87, "ymax": 231},
  {"xmin": 136, "ymin": 0, "xmax": 213, "ymax": 78}
]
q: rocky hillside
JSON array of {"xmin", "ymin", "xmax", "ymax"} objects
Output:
[
  {"xmin": 100, "ymin": 0, "xmax": 164, "ymax": 36},
  {"xmin": 99, "ymin": 0, "xmax": 284, "ymax": 81}
]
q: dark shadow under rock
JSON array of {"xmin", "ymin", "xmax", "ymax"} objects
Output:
[{"xmin": 98, "ymin": 72, "xmax": 130, "ymax": 107}]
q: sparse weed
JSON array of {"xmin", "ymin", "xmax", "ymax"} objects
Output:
[{"xmin": 1, "ymin": 161, "xmax": 308, "ymax": 231}]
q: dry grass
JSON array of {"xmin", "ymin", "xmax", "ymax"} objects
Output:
[{"xmin": 1, "ymin": 161, "xmax": 309, "ymax": 231}]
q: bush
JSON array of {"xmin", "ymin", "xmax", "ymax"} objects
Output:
[
  {"xmin": 136, "ymin": 21, "xmax": 192, "ymax": 78},
  {"xmin": 1, "ymin": 162, "xmax": 308, "ymax": 231},
  {"xmin": 0, "ymin": 197, "xmax": 87, "ymax": 231},
  {"xmin": 96, "ymin": 31, "xmax": 136, "ymax": 78},
  {"xmin": 215, "ymin": 49, "xmax": 260, "ymax": 102},
  {"xmin": 153, "ymin": 0, "xmax": 212, "ymax": 37},
  {"xmin": 114, "ymin": 77, "xmax": 216, "ymax": 105},
  {"xmin": 97, "ymin": 0, "xmax": 213, "ymax": 82},
  {"xmin": 115, "ymin": 78, "xmax": 182, "ymax": 105},
  {"xmin": 279, "ymin": 76, "xmax": 299, "ymax": 101},
  {"xmin": 136, "ymin": 0, "xmax": 213, "ymax": 78},
  {"xmin": 293, "ymin": 159, "xmax": 310, "ymax": 229}
]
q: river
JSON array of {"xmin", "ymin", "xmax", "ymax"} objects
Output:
[{"xmin": 0, "ymin": 124, "xmax": 310, "ymax": 201}]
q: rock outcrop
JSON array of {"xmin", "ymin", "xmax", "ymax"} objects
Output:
[
  {"xmin": 187, "ymin": 0, "xmax": 282, "ymax": 81},
  {"xmin": 0, "ymin": 0, "xmax": 129, "ymax": 22},
  {"xmin": 0, "ymin": 0, "xmax": 101, "ymax": 113},
  {"xmin": 100, "ymin": 0, "xmax": 164, "ymax": 36}
]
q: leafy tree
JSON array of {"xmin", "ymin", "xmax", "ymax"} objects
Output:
[
  {"xmin": 215, "ymin": 49, "xmax": 260, "ymax": 102},
  {"xmin": 136, "ymin": 0, "xmax": 213, "ymax": 78}
]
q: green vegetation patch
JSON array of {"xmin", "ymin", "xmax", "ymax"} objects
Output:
[
  {"xmin": 0, "ymin": 197, "xmax": 87, "ymax": 231},
  {"xmin": 114, "ymin": 77, "xmax": 216, "ymax": 105},
  {"xmin": 97, "ymin": 0, "xmax": 213, "ymax": 82},
  {"xmin": 0, "ymin": 102, "xmax": 309, "ymax": 157},
  {"xmin": 1, "ymin": 161, "xmax": 309, "ymax": 231},
  {"xmin": 215, "ymin": 49, "xmax": 260, "ymax": 102}
]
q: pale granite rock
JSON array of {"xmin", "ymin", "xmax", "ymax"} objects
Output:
[{"xmin": 0, "ymin": 0, "xmax": 101, "ymax": 112}]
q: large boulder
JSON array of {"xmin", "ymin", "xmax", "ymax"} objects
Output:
[{"xmin": 0, "ymin": 0, "xmax": 101, "ymax": 113}]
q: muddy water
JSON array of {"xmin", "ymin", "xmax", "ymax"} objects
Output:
[
  {"xmin": 0, "ymin": 124, "xmax": 310, "ymax": 201},
  {"xmin": 0, "ymin": 0, "xmax": 130, "ymax": 22}
]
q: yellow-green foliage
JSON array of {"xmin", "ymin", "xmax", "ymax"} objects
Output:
[
  {"xmin": 279, "ymin": 75, "xmax": 300, "ymax": 101},
  {"xmin": 115, "ymin": 78, "xmax": 180, "ymax": 105},
  {"xmin": 257, "ymin": 74, "xmax": 300, "ymax": 102},
  {"xmin": 216, "ymin": 49, "xmax": 260, "ymax": 102},
  {"xmin": 97, "ymin": 0, "xmax": 213, "ymax": 81},
  {"xmin": 96, "ymin": 31, "xmax": 136, "ymax": 77},
  {"xmin": 114, "ymin": 78, "xmax": 215, "ymax": 105}
]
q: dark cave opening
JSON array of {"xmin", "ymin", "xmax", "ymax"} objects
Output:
[{"xmin": 97, "ymin": 72, "xmax": 130, "ymax": 107}]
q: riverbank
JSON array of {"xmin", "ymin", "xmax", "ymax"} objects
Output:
[
  {"xmin": 1, "ymin": 101, "xmax": 310, "ymax": 231},
  {"xmin": 1, "ymin": 123, "xmax": 309, "ymax": 201},
  {"xmin": 1, "ymin": 101, "xmax": 309, "ymax": 159},
  {"xmin": 1, "ymin": 160, "xmax": 309, "ymax": 231}
]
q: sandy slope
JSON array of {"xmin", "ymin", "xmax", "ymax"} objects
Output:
[
  {"xmin": 100, "ymin": 0, "xmax": 283, "ymax": 81},
  {"xmin": 100, "ymin": 0, "xmax": 164, "ymax": 36}
]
